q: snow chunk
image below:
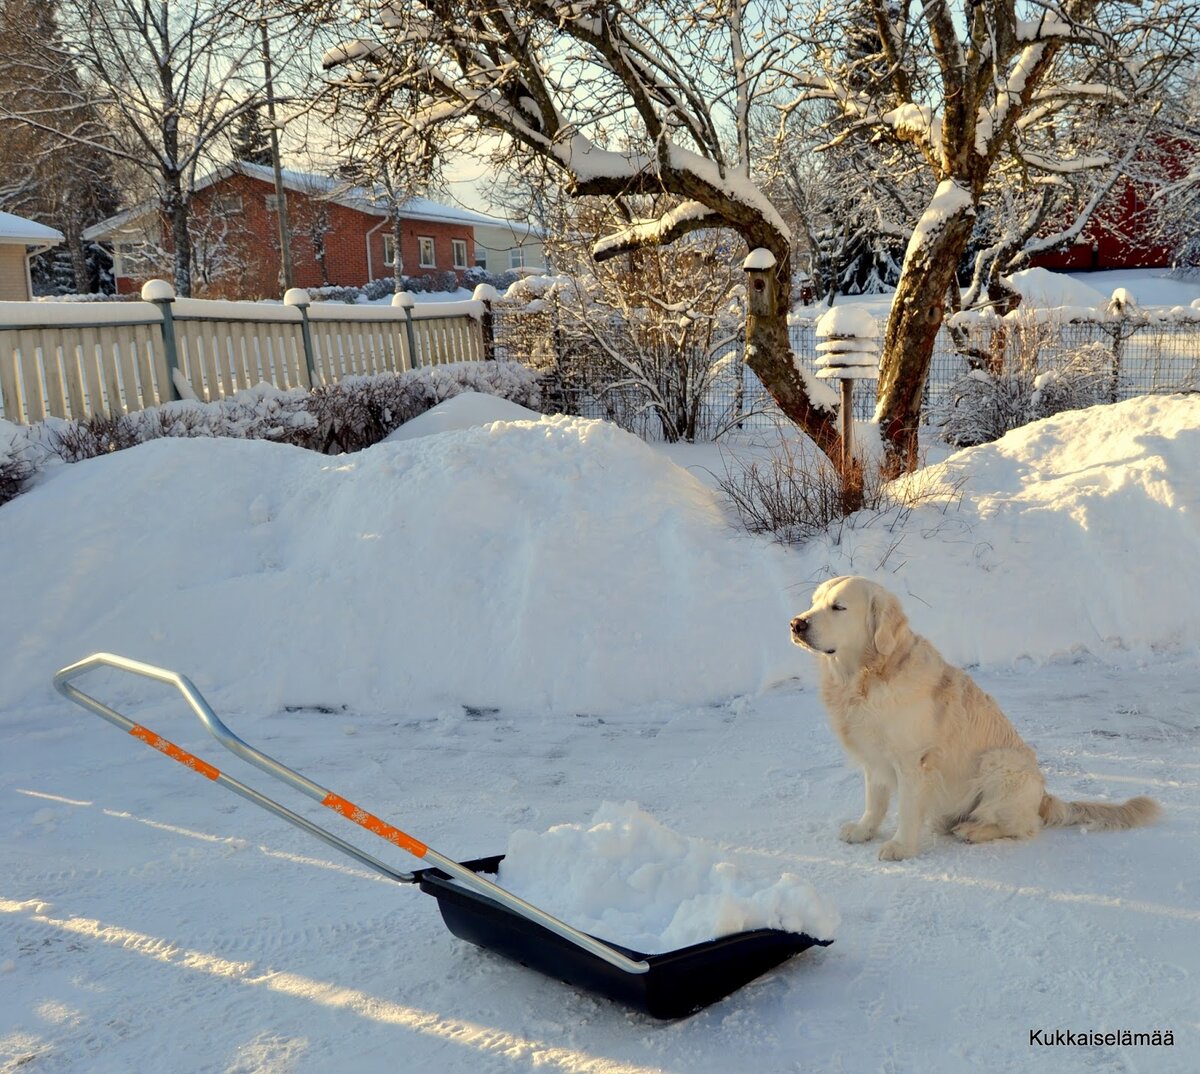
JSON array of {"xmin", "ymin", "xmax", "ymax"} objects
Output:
[
  {"xmin": 742, "ymin": 248, "xmax": 777, "ymax": 271},
  {"xmin": 140, "ymin": 279, "xmax": 175, "ymax": 303},
  {"xmin": 497, "ymin": 802, "xmax": 838, "ymax": 953}
]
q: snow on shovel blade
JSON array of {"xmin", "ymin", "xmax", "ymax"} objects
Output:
[{"xmin": 413, "ymin": 855, "xmax": 832, "ymax": 1020}]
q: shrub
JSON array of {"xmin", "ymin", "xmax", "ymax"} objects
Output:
[
  {"xmin": 939, "ymin": 339, "xmax": 1111, "ymax": 448},
  {"xmin": 0, "ymin": 363, "xmax": 543, "ymax": 507},
  {"xmin": 362, "ymin": 277, "xmax": 397, "ymax": 301},
  {"xmin": 718, "ymin": 429, "xmax": 963, "ymax": 546}
]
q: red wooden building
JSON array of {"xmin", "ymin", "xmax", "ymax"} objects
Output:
[{"xmin": 82, "ymin": 162, "xmax": 539, "ymax": 299}]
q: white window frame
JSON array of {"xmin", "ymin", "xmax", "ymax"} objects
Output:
[
  {"xmin": 451, "ymin": 238, "xmax": 468, "ymax": 269},
  {"xmin": 418, "ymin": 236, "xmax": 436, "ymax": 269},
  {"xmin": 509, "ymin": 246, "xmax": 526, "ymax": 270},
  {"xmin": 474, "ymin": 249, "xmax": 488, "ymax": 270},
  {"xmin": 383, "ymin": 234, "xmax": 397, "ymax": 266}
]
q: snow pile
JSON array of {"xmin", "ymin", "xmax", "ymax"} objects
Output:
[
  {"xmin": 497, "ymin": 802, "xmax": 838, "ymax": 952},
  {"xmin": 384, "ymin": 390, "xmax": 542, "ymax": 442},
  {"xmin": 1003, "ymin": 267, "xmax": 1107, "ymax": 309},
  {"xmin": 0, "ymin": 409, "xmax": 795, "ymax": 715},
  {"xmin": 806, "ymin": 394, "xmax": 1200, "ymax": 665}
]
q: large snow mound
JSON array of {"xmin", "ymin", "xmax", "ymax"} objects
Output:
[
  {"xmin": 0, "ymin": 414, "xmax": 795, "ymax": 715},
  {"xmin": 497, "ymin": 801, "xmax": 839, "ymax": 952},
  {"xmin": 803, "ymin": 395, "xmax": 1200, "ymax": 665}
]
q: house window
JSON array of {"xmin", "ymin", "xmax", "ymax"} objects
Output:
[
  {"xmin": 475, "ymin": 249, "xmax": 488, "ymax": 270},
  {"xmin": 418, "ymin": 236, "xmax": 436, "ymax": 268},
  {"xmin": 211, "ymin": 192, "xmax": 243, "ymax": 216},
  {"xmin": 383, "ymin": 234, "xmax": 397, "ymax": 266},
  {"xmin": 451, "ymin": 238, "xmax": 468, "ymax": 269},
  {"xmin": 509, "ymin": 247, "xmax": 526, "ymax": 270},
  {"xmin": 113, "ymin": 240, "xmax": 153, "ymax": 278}
]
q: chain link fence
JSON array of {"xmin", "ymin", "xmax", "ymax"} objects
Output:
[{"xmin": 493, "ymin": 298, "xmax": 1200, "ymax": 441}]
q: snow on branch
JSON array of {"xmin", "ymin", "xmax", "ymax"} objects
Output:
[{"xmin": 592, "ymin": 200, "xmax": 722, "ymax": 262}]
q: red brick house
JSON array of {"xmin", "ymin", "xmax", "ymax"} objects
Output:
[{"xmin": 82, "ymin": 162, "xmax": 541, "ymax": 299}]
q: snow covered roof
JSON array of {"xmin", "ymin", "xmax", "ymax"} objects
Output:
[
  {"xmin": 82, "ymin": 162, "xmax": 542, "ymax": 240},
  {"xmin": 0, "ymin": 211, "xmax": 64, "ymax": 245}
]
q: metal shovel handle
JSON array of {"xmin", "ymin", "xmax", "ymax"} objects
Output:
[{"xmin": 53, "ymin": 652, "xmax": 650, "ymax": 975}]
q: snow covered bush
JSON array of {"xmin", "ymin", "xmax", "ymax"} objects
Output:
[
  {"xmin": 500, "ymin": 216, "xmax": 744, "ymax": 442},
  {"xmin": 362, "ymin": 277, "xmax": 396, "ymax": 301},
  {"xmin": 940, "ymin": 338, "xmax": 1112, "ymax": 448},
  {"xmin": 307, "ymin": 284, "xmax": 364, "ymax": 304},
  {"xmin": 0, "ymin": 363, "xmax": 542, "ymax": 507}
]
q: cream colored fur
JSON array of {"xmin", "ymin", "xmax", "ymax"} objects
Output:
[{"xmin": 790, "ymin": 576, "xmax": 1160, "ymax": 861}]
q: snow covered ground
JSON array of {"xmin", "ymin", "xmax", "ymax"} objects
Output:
[
  {"xmin": 3, "ymin": 394, "xmax": 1199, "ymax": 1072},
  {"xmin": 793, "ymin": 266, "xmax": 1200, "ymax": 318}
]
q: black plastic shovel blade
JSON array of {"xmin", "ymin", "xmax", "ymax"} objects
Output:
[{"xmin": 412, "ymin": 855, "xmax": 831, "ymax": 1020}]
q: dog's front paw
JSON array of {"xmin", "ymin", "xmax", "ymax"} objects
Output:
[
  {"xmin": 878, "ymin": 840, "xmax": 915, "ymax": 861},
  {"xmin": 839, "ymin": 821, "xmax": 877, "ymax": 843}
]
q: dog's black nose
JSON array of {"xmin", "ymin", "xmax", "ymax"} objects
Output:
[{"xmin": 791, "ymin": 616, "xmax": 808, "ymax": 634}]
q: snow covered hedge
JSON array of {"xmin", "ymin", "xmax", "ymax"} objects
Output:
[{"xmin": 0, "ymin": 361, "xmax": 542, "ymax": 506}]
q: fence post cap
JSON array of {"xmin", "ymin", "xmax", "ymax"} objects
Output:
[
  {"xmin": 141, "ymin": 279, "xmax": 175, "ymax": 303},
  {"xmin": 391, "ymin": 291, "xmax": 416, "ymax": 309},
  {"xmin": 283, "ymin": 287, "xmax": 311, "ymax": 307},
  {"xmin": 472, "ymin": 283, "xmax": 499, "ymax": 303}
]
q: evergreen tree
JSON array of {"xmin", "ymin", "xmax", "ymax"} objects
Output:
[{"xmin": 230, "ymin": 106, "xmax": 273, "ymax": 166}]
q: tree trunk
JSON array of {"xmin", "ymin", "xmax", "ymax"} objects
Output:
[
  {"xmin": 875, "ymin": 200, "xmax": 976, "ymax": 474},
  {"xmin": 741, "ymin": 248, "xmax": 846, "ymax": 481},
  {"xmin": 165, "ymin": 177, "xmax": 192, "ymax": 297}
]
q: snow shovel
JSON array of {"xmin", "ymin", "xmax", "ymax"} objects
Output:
[{"xmin": 53, "ymin": 652, "xmax": 830, "ymax": 1019}]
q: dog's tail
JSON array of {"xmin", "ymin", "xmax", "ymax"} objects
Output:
[{"xmin": 1039, "ymin": 793, "xmax": 1160, "ymax": 831}]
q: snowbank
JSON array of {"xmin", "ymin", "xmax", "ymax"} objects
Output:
[
  {"xmin": 0, "ymin": 412, "xmax": 796, "ymax": 716},
  {"xmin": 497, "ymin": 801, "xmax": 838, "ymax": 952},
  {"xmin": 799, "ymin": 395, "xmax": 1200, "ymax": 665}
]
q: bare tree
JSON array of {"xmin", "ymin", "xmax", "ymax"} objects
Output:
[
  {"xmin": 792, "ymin": 0, "xmax": 1198, "ymax": 470},
  {"xmin": 326, "ymin": 0, "xmax": 1198, "ymax": 476},
  {"xmin": 324, "ymin": 0, "xmax": 846, "ymax": 467},
  {"xmin": 0, "ymin": 0, "xmax": 116, "ymax": 292},
  {"xmin": 0, "ymin": 0, "xmax": 277, "ymax": 295}
]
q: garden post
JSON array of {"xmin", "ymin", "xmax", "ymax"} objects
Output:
[
  {"xmin": 284, "ymin": 288, "xmax": 317, "ymax": 388},
  {"xmin": 392, "ymin": 292, "xmax": 419, "ymax": 370},
  {"xmin": 141, "ymin": 279, "xmax": 180, "ymax": 402}
]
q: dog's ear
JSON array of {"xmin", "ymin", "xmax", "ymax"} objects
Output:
[{"xmin": 871, "ymin": 590, "xmax": 908, "ymax": 658}]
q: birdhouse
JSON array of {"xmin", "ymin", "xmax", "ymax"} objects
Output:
[
  {"xmin": 814, "ymin": 305, "xmax": 881, "ymax": 477},
  {"xmin": 813, "ymin": 306, "xmax": 881, "ymax": 381},
  {"xmin": 741, "ymin": 247, "xmax": 777, "ymax": 317}
]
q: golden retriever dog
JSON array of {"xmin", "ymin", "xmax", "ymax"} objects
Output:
[{"xmin": 790, "ymin": 576, "xmax": 1160, "ymax": 861}]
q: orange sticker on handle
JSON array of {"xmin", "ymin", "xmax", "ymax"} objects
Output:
[
  {"xmin": 130, "ymin": 725, "xmax": 220, "ymax": 781},
  {"xmin": 321, "ymin": 792, "xmax": 428, "ymax": 858}
]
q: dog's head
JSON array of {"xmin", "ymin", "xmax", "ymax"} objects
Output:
[{"xmin": 790, "ymin": 576, "xmax": 910, "ymax": 671}]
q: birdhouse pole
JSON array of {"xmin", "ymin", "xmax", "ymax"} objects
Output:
[{"xmin": 813, "ymin": 306, "xmax": 881, "ymax": 499}]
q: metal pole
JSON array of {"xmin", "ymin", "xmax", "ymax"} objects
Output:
[{"xmin": 260, "ymin": 18, "xmax": 294, "ymax": 295}]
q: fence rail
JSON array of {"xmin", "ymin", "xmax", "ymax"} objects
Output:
[{"xmin": 0, "ymin": 283, "xmax": 490, "ymax": 424}]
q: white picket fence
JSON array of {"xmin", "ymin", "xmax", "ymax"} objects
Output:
[{"xmin": 0, "ymin": 282, "xmax": 492, "ymax": 424}]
